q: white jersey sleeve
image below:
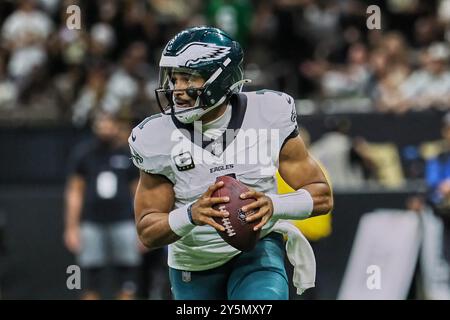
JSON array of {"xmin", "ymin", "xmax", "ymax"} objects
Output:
[
  {"xmin": 255, "ymin": 89, "xmax": 299, "ymax": 148},
  {"xmin": 128, "ymin": 115, "xmax": 176, "ymax": 183}
]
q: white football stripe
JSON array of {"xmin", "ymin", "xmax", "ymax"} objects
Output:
[{"xmin": 160, "ymin": 42, "xmax": 231, "ymax": 68}]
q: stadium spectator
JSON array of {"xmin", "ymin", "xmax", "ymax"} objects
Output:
[
  {"xmin": 100, "ymin": 42, "xmax": 149, "ymax": 115},
  {"xmin": 369, "ymin": 47, "xmax": 410, "ymax": 113},
  {"xmin": 205, "ymin": 0, "xmax": 253, "ymax": 47},
  {"xmin": 426, "ymin": 113, "xmax": 450, "ymax": 229},
  {"xmin": 320, "ymin": 42, "xmax": 370, "ymax": 98},
  {"xmin": 71, "ymin": 61, "xmax": 109, "ymax": 127},
  {"xmin": 399, "ymin": 42, "xmax": 450, "ymax": 111},
  {"xmin": 88, "ymin": 22, "xmax": 116, "ymax": 61},
  {"xmin": 0, "ymin": 0, "xmax": 448, "ymax": 119},
  {"xmin": 63, "ymin": 112, "xmax": 140, "ymax": 299},
  {"xmin": 423, "ymin": 112, "xmax": 450, "ymax": 298},
  {"xmin": 309, "ymin": 117, "xmax": 373, "ymax": 189},
  {"xmin": 1, "ymin": 0, "xmax": 53, "ymax": 81}
]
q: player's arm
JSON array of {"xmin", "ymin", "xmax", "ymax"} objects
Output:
[
  {"xmin": 277, "ymin": 135, "xmax": 333, "ymax": 216},
  {"xmin": 135, "ymin": 171, "xmax": 229, "ymax": 249},
  {"xmin": 63, "ymin": 174, "xmax": 86, "ymax": 253},
  {"xmin": 134, "ymin": 170, "xmax": 178, "ymax": 249}
]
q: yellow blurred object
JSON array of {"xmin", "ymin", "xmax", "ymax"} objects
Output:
[
  {"xmin": 420, "ymin": 140, "xmax": 446, "ymax": 160},
  {"xmin": 363, "ymin": 142, "xmax": 404, "ymax": 188},
  {"xmin": 276, "ymin": 168, "xmax": 332, "ymax": 242}
]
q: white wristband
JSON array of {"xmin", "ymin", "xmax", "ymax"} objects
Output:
[
  {"xmin": 268, "ymin": 189, "xmax": 314, "ymax": 220},
  {"xmin": 168, "ymin": 204, "xmax": 196, "ymax": 237}
]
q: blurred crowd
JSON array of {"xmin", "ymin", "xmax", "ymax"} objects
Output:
[
  {"xmin": 2, "ymin": 0, "xmax": 450, "ymax": 300},
  {"xmin": 0, "ymin": 0, "xmax": 450, "ymax": 125}
]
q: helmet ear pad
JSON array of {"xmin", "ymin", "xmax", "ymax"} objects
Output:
[{"xmin": 199, "ymin": 65, "xmax": 241, "ymax": 108}]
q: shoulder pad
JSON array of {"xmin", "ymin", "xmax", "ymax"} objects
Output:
[{"xmin": 128, "ymin": 114, "xmax": 176, "ymax": 182}]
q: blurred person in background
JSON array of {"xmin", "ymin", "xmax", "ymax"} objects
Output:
[
  {"xmin": 0, "ymin": 0, "xmax": 59, "ymax": 120},
  {"xmin": 399, "ymin": 42, "xmax": 450, "ymax": 111},
  {"xmin": 369, "ymin": 47, "xmax": 410, "ymax": 113},
  {"xmin": 366, "ymin": 32, "xmax": 411, "ymax": 113},
  {"xmin": 302, "ymin": 0, "xmax": 343, "ymax": 61},
  {"xmin": 147, "ymin": 0, "xmax": 204, "ymax": 42},
  {"xmin": 71, "ymin": 60, "xmax": 109, "ymax": 127},
  {"xmin": 320, "ymin": 42, "xmax": 370, "ymax": 99},
  {"xmin": 380, "ymin": 32, "xmax": 411, "ymax": 67},
  {"xmin": 1, "ymin": 0, "xmax": 53, "ymax": 89},
  {"xmin": 114, "ymin": 0, "xmax": 159, "ymax": 54},
  {"xmin": 309, "ymin": 117, "xmax": 374, "ymax": 189},
  {"xmin": 48, "ymin": 0, "xmax": 88, "ymax": 70},
  {"xmin": 63, "ymin": 111, "xmax": 140, "ymax": 299},
  {"xmin": 426, "ymin": 112, "xmax": 450, "ymax": 258},
  {"xmin": 101, "ymin": 41, "xmax": 150, "ymax": 115},
  {"xmin": 205, "ymin": 0, "xmax": 253, "ymax": 48},
  {"xmin": 46, "ymin": 0, "xmax": 87, "ymax": 120},
  {"xmin": 87, "ymin": 22, "xmax": 116, "ymax": 63},
  {"xmin": 421, "ymin": 112, "xmax": 450, "ymax": 299}
]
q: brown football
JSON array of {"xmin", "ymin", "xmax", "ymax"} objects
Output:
[{"xmin": 212, "ymin": 175, "xmax": 261, "ymax": 252}]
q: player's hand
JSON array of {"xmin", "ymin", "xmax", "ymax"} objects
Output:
[
  {"xmin": 64, "ymin": 226, "xmax": 81, "ymax": 254},
  {"xmin": 240, "ymin": 189, "xmax": 274, "ymax": 231},
  {"xmin": 190, "ymin": 181, "xmax": 230, "ymax": 232}
]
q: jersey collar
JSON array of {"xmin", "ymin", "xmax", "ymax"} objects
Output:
[{"xmin": 171, "ymin": 93, "xmax": 248, "ymax": 156}]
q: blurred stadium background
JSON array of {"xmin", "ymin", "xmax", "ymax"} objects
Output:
[{"xmin": 1, "ymin": 0, "xmax": 450, "ymax": 299}]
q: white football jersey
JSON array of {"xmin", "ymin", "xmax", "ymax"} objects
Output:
[{"xmin": 129, "ymin": 90, "xmax": 298, "ymax": 271}]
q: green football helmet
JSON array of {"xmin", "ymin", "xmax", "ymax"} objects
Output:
[{"xmin": 155, "ymin": 26, "xmax": 249, "ymax": 123}]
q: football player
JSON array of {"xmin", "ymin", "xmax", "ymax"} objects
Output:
[{"xmin": 129, "ymin": 27, "xmax": 333, "ymax": 299}]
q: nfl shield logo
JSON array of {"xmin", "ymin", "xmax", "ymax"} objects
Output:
[{"xmin": 182, "ymin": 271, "xmax": 191, "ymax": 283}]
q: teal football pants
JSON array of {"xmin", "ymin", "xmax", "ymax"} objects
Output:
[{"xmin": 169, "ymin": 233, "xmax": 289, "ymax": 300}]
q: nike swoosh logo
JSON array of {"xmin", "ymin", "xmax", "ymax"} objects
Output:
[{"xmin": 131, "ymin": 132, "xmax": 136, "ymax": 142}]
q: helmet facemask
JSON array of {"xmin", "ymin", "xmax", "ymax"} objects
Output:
[
  {"xmin": 155, "ymin": 67, "xmax": 214, "ymax": 124},
  {"xmin": 156, "ymin": 67, "xmax": 202, "ymax": 111},
  {"xmin": 155, "ymin": 63, "xmax": 248, "ymax": 124}
]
